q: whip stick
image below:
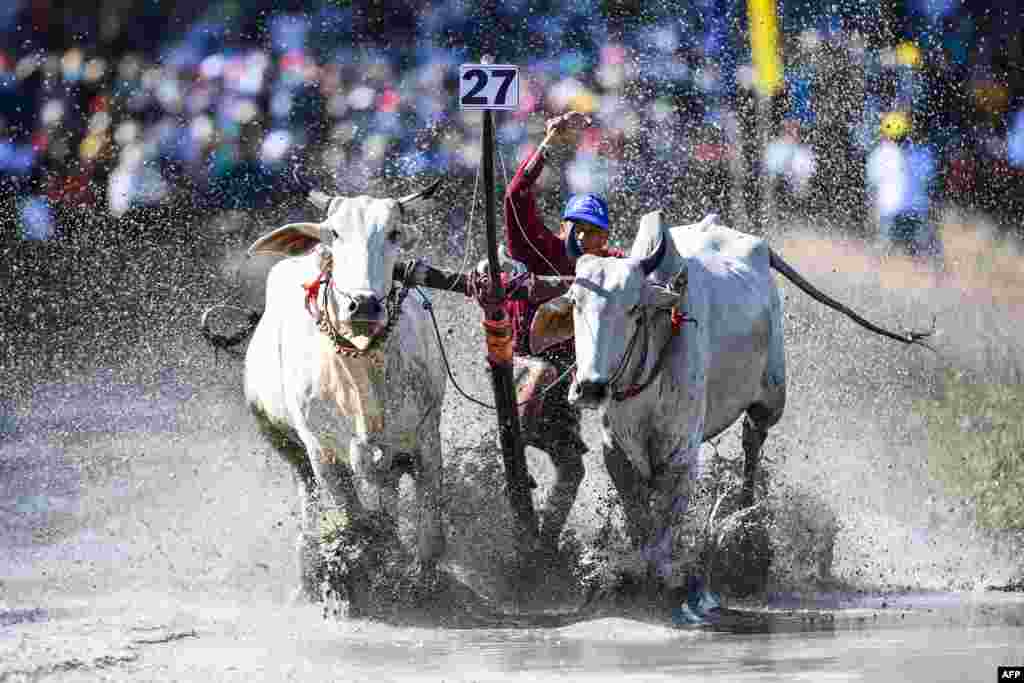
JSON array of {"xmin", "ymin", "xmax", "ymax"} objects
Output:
[{"xmin": 478, "ymin": 57, "xmax": 538, "ymax": 543}]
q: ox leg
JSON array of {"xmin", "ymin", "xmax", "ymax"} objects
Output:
[
  {"xmin": 319, "ymin": 455, "xmax": 364, "ymax": 520},
  {"xmin": 349, "ymin": 438, "xmax": 386, "ymax": 512},
  {"xmin": 280, "ymin": 449, "xmax": 324, "ymax": 603},
  {"xmin": 740, "ymin": 403, "xmax": 780, "ymax": 508},
  {"xmin": 645, "ymin": 444, "xmax": 700, "ymax": 591},
  {"xmin": 286, "ymin": 414, "xmax": 364, "ymax": 517},
  {"xmin": 349, "ymin": 438, "xmax": 401, "ymax": 535},
  {"xmin": 282, "ymin": 421, "xmax": 366, "ymax": 603},
  {"xmin": 253, "ymin": 411, "xmax": 329, "ymax": 602},
  {"xmin": 602, "ymin": 441, "xmax": 652, "ymax": 548},
  {"xmin": 413, "ymin": 426, "xmax": 446, "ymax": 571},
  {"xmin": 295, "ymin": 474, "xmax": 324, "ymax": 602}
]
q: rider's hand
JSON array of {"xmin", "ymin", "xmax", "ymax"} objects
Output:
[
  {"xmin": 545, "ymin": 110, "xmax": 593, "ymax": 138},
  {"xmin": 469, "ymin": 270, "xmax": 507, "ymax": 317}
]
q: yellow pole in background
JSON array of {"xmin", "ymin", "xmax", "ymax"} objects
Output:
[
  {"xmin": 746, "ymin": 0, "xmax": 783, "ymax": 231},
  {"xmin": 748, "ymin": 0, "xmax": 783, "ymax": 98}
]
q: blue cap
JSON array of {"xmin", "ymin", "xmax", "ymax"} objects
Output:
[{"xmin": 562, "ymin": 193, "xmax": 609, "ymax": 231}]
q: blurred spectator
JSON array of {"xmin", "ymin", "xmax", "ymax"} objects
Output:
[
  {"xmin": 1009, "ymin": 108, "xmax": 1024, "ymax": 169},
  {"xmin": 19, "ymin": 195, "xmax": 55, "ymax": 240},
  {"xmin": 866, "ymin": 111, "xmax": 941, "ymax": 260},
  {"xmin": 108, "ymin": 142, "xmax": 169, "ymax": 217},
  {"xmin": 1, "ymin": 1, "xmax": 1024, "ymax": 245},
  {"xmin": 763, "ymin": 118, "xmax": 817, "ymax": 217},
  {"xmin": 0, "ymin": 117, "xmax": 36, "ymax": 184},
  {"xmin": 565, "ymin": 127, "xmax": 617, "ymax": 195}
]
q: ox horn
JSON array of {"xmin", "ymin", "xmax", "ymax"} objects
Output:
[
  {"xmin": 308, "ymin": 190, "xmax": 331, "ymax": 211},
  {"xmin": 292, "ymin": 166, "xmax": 331, "ymax": 211},
  {"xmin": 638, "ymin": 231, "xmax": 667, "ymax": 276},
  {"xmin": 396, "ymin": 177, "xmax": 443, "ymax": 207}
]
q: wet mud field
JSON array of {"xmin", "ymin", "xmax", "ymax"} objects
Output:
[{"xmin": 2, "ymin": 199, "xmax": 1023, "ymax": 681}]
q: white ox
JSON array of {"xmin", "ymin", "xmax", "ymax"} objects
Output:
[
  {"xmin": 532, "ymin": 212, "xmax": 930, "ymax": 592},
  {"xmin": 243, "ymin": 180, "xmax": 446, "ymax": 601}
]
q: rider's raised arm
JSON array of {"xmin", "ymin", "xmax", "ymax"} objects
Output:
[{"xmin": 504, "ymin": 145, "xmax": 572, "ymax": 276}]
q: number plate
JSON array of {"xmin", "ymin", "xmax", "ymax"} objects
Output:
[{"xmin": 459, "ymin": 64, "xmax": 519, "ymax": 111}]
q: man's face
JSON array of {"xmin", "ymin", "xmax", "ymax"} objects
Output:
[{"xmin": 561, "ymin": 220, "xmax": 609, "ymax": 256}]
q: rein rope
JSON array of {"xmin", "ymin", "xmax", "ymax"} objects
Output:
[{"xmin": 420, "ymin": 290, "xmax": 576, "ymax": 411}]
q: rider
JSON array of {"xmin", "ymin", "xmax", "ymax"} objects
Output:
[{"xmin": 503, "ymin": 110, "xmax": 623, "ymax": 555}]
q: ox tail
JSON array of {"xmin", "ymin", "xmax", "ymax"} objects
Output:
[
  {"xmin": 768, "ymin": 249, "xmax": 934, "ymax": 348},
  {"xmin": 200, "ymin": 304, "xmax": 262, "ymax": 351}
]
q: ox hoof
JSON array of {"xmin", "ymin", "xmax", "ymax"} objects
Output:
[{"xmin": 670, "ymin": 577, "xmax": 722, "ymax": 627}]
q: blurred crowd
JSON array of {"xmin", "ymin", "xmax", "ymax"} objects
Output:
[{"xmin": 1, "ymin": 0, "xmax": 1023, "ymax": 247}]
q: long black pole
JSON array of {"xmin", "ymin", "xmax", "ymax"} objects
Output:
[{"xmin": 481, "ymin": 99, "xmax": 538, "ymax": 544}]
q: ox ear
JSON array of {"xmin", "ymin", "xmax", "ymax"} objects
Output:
[
  {"xmin": 247, "ymin": 222, "xmax": 322, "ymax": 257},
  {"xmin": 529, "ymin": 295, "xmax": 574, "ymax": 355},
  {"xmin": 630, "ymin": 210, "xmax": 665, "ymax": 259}
]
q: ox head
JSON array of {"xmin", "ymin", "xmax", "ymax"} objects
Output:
[
  {"xmin": 531, "ymin": 217, "xmax": 685, "ymax": 409},
  {"xmin": 248, "ymin": 172, "xmax": 441, "ymax": 340}
]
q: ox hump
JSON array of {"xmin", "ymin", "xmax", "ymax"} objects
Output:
[{"xmin": 671, "ymin": 221, "xmax": 769, "ymax": 267}]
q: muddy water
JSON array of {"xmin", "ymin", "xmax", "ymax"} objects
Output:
[
  {"xmin": 3, "ymin": 214, "xmax": 1024, "ymax": 681},
  {"xmin": 3, "ymin": 585, "xmax": 1023, "ymax": 681}
]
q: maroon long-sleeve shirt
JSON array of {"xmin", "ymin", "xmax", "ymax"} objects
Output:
[
  {"xmin": 504, "ymin": 147, "xmax": 568, "ymax": 356},
  {"xmin": 504, "ymin": 147, "xmax": 621, "ymax": 357}
]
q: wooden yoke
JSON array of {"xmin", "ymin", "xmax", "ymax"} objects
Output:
[{"xmin": 393, "ymin": 261, "xmax": 572, "ymax": 303}]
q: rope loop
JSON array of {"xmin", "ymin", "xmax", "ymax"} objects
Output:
[{"xmin": 482, "ymin": 317, "xmax": 514, "ymax": 365}]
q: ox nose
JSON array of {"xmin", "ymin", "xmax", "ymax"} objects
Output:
[
  {"xmin": 347, "ymin": 294, "xmax": 383, "ymax": 320},
  {"xmin": 571, "ymin": 380, "xmax": 607, "ymax": 406}
]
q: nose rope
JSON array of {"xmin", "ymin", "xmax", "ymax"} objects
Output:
[
  {"xmin": 311, "ymin": 271, "xmax": 407, "ymax": 357},
  {"xmin": 574, "ymin": 296, "xmax": 696, "ymax": 403},
  {"xmin": 606, "ymin": 310, "xmax": 645, "ymax": 387},
  {"xmin": 574, "ymin": 305, "xmax": 646, "ymax": 400},
  {"xmin": 612, "ymin": 306, "xmax": 696, "ymax": 401}
]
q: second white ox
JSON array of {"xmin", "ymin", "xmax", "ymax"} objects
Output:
[
  {"xmin": 244, "ymin": 179, "xmax": 445, "ymax": 601},
  {"xmin": 532, "ymin": 211, "xmax": 929, "ymax": 589}
]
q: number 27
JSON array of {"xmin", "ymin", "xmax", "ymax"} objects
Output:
[{"xmin": 462, "ymin": 69, "xmax": 516, "ymax": 105}]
